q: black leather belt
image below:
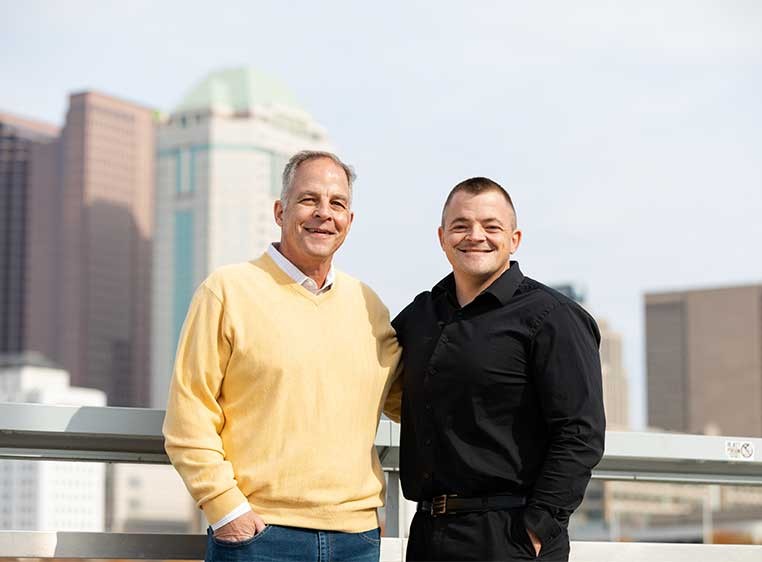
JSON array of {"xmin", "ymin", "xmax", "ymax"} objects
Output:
[{"xmin": 417, "ymin": 494, "xmax": 526, "ymax": 516}]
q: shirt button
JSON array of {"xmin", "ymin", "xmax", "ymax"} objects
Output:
[
  {"xmin": 424, "ymin": 438, "xmax": 432, "ymax": 446},
  {"xmin": 441, "ymin": 335, "xmax": 448, "ymax": 344},
  {"xmin": 423, "ymin": 472, "xmax": 431, "ymax": 480},
  {"xmin": 427, "ymin": 365, "xmax": 436, "ymax": 375},
  {"xmin": 425, "ymin": 404, "xmax": 432, "ymax": 411}
]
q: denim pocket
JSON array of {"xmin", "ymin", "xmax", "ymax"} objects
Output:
[
  {"xmin": 358, "ymin": 527, "xmax": 381, "ymax": 545},
  {"xmin": 210, "ymin": 524, "xmax": 273, "ymax": 547}
]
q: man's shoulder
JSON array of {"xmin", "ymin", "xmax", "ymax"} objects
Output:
[
  {"xmin": 519, "ymin": 277, "xmax": 598, "ymax": 331},
  {"xmin": 392, "ymin": 289, "xmax": 436, "ymax": 331},
  {"xmin": 202, "ymin": 258, "xmax": 269, "ymax": 297},
  {"xmin": 519, "ymin": 277, "xmax": 576, "ymax": 306},
  {"xmin": 335, "ymin": 270, "xmax": 389, "ymax": 312}
]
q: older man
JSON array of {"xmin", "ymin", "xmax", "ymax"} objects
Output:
[
  {"xmin": 393, "ymin": 177, "xmax": 605, "ymax": 561},
  {"xmin": 163, "ymin": 151, "xmax": 401, "ymax": 562}
]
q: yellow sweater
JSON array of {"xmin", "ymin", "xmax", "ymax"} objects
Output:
[{"xmin": 163, "ymin": 254, "xmax": 401, "ymax": 532}]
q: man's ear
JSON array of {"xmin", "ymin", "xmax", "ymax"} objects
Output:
[
  {"xmin": 510, "ymin": 229, "xmax": 523, "ymax": 255},
  {"xmin": 437, "ymin": 226, "xmax": 445, "ymax": 251},
  {"xmin": 274, "ymin": 199, "xmax": 284, "ymax": 227}
]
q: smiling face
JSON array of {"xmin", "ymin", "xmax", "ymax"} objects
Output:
[
  {"xmin": 438, "ymin": 189, "xmax": 522, "ymax": 286},
  {"xmin": 274, "ymin": 157, "xmax": 354, "ymax": 271}
]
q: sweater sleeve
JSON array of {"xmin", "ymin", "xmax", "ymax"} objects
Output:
[
  {"xmin": 383, "ymin": 305, "xmax": 409, "ymax": 423},
  {"xmin": 162, "ymin": 283, "xmax": 249, "ymax": 525}
]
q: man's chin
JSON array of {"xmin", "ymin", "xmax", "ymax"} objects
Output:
[
  {"xmin": 304, "ymin": 243, "xmax": 339, "ymax": 259},
  {"xmin": 455, "ymin": 263, "xmax": 500, "ymax": 279}
]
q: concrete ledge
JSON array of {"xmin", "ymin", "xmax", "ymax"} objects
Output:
[{"xmin": 1, "ymin": 533, "xmax": 760, "ymax": 561}]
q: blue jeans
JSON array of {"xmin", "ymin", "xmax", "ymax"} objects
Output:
[{"xmin": 205, "ymin": 524, "xmax": 381, "ymax": 562}]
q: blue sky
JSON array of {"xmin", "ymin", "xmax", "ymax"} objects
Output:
[{"xmin": 3, "ymin": 1, "xmax": 761, "ymax": 428}]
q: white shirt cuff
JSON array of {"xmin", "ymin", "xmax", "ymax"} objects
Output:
[{"xmin": 210, "ymin": 502, "xmax": 252, "ymax": 531}]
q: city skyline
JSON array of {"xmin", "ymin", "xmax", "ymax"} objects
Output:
[{"xmin": 2, "ymin": 2, "xmax": 762, "ymax": 427}]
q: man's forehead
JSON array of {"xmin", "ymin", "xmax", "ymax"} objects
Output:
[
  {"xmin": 445, "ymin": 192, "xmax": 515, "ymax": 222},
  {"xmin": 289, "ymin": 185, "xmax": 350, "ymax": 202},
  {"xmin": 295, "ymin": 157, "xmax": 346, "ymax": 179}
]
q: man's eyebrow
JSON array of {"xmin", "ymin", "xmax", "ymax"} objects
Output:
[
  {"xmin": 295, "ymin": 190, "xmax": 319, "ymax": 198},
  {"xmin": 448, "ymin": 217, "xmax": 470, "ymax": 225}
]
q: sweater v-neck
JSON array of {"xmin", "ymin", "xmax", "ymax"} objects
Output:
[{"xmin": 254, "ymin": 253, "xmax": 339, "ymax": 306}]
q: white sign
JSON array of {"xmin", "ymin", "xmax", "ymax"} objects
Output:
[{"xmin": 725, "ymin": 440, "xmax": 756, "ymax": 461}]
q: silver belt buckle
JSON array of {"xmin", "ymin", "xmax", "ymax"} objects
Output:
[{"xmin": 431, "ymin": 494, "xmax": 448, "ymax": 516}]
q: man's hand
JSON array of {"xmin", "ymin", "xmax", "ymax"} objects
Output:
[
  {"xmin": 526, "ymin": 527, "xmax": 542, "ymax": 556},
  {"xmin": 213, "ymin": 510, "xmax": 266, "ymax": 542}
]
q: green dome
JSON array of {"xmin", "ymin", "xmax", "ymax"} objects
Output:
[{"xmin": 173, "ymin": 67, "xmax": 302, "ymax": 114}]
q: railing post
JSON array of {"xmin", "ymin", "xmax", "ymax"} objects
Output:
[{"xmin": 385, "ymin": 470, "xmax": 400, "ymax": 537}]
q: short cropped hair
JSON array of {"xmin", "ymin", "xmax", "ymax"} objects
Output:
[
  {"xmin": 281, "ymin": 150, "xmax": 356, "ymax": 207},
  {"xmin": 441, "ymin": 177, "xmax": 517, "ymax": 228}
]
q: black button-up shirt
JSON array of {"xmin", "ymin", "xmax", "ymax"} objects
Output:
[{"xmin": 392, "ymin": 262, "xmax": 605, "ymax": 543}]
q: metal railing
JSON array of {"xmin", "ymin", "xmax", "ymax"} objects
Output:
[{"xmin": 0, "ymin": 402, "xmax": 761, "ymax": 561}]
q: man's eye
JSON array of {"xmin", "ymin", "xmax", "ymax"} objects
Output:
[{"xmin": 331, "ymin": 201, "xmax": 346, "ymax": 209}]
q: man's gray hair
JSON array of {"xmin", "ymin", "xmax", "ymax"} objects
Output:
[{"xmin": 280, "ymin": 150, "xmax": 356, "ymax": 207}]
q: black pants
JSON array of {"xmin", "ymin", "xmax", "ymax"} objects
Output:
[{"xmin": 406, "ymin": 508, "xmax": 570, "ymax": 561}]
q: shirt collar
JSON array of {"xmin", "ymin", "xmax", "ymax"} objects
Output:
[
  {"xmin": 267, "ymin": 243, "xmax": 335, "ymax": 294},
  {"xmin": 433, "ymin": 261, "xmax": 524, "ymax": 307}
]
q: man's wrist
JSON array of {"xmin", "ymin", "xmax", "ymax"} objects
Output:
[
  {"xmin": 523, "ymin": 503, "xmax": 562, "ymax": 545},
  {"xmin": 211, "ymin": 502, "xmax": 252, "ymax": 531}
]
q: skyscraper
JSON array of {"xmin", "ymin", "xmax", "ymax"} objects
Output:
[
  {"xmin": 25, "ymin": 92, "xmax": 155, "ymax": 407},
  {"xmin": 598, "ymin": 318, "xmax": 629, "ymax": 430},
  {"xmin": 0, "ymin": 112, "xmax": 58, "ymax": 353},
  {"xmin": 646, "ymin": 284, "xmax": 762, "ymax": 436},
  {"xmin": 151, "ymin": 68, "xmax": 333, "ymax": 408}
]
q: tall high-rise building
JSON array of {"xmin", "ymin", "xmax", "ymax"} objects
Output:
[
  {"xmin": 646, "ymin": 284, "xmax": 762, "ymax": 436},
  {"xmin": 25, "ymin": 92, "xmax": 155, "ymax": 407},
  {"xmin": 598, "ymin": 319, "xmax": 629, "ymax": 430},
  {"xmin": 0, "ymin": 113, "xmax": 58, "ymax": 353},
  {"xmin": 0, "ymin": 352, "xmax": 106, "ymax": 531},
  {"xmin": 151, "ymin": 68, "xmax": 333, "ymax": 407}
]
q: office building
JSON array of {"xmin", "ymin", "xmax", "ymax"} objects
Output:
[
  {"xmin": 0, "ymin": 113, "xmax": 58, "ymax": 353},
  {"xmin": 0, "ymin": 353, "xmax": 106, "ymax": 531},
  {"xmin": 646, "ymin": 284, "xmax": 762, "ymax": 436},
  {"xmin": 25, "ymin": 92, "xmax": 155, "ymax": 407},
  {"xmin": 151, "ymin": 68, "xmax": 333, "ymax": 407}
]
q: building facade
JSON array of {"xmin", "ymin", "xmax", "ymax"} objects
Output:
[
  {"xmin": 0, "ymin": 113, "xmax": 58, "ymax": 353},
  {"xmin": 646, "ymin": 284, "xmax": 762, "ymax": 436},
  {"xmin": 0, "ymin": 353, "xmax": 106, "ymax": 531},
  {"xmin": 151, "ymin": 68, "xmax": 333, "ymax": 407},
  {"xmin": 25, "ymin": 92, "xmax": 155, "ymax": 407}
]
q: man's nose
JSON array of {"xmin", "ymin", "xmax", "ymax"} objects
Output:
[
  {"xmin": 313, "ymin": 198, "xmax": 333, "ymax": 218},
  {"xmin": 465, "ymin": 225, "xmax": 486, "ymax": 240}
]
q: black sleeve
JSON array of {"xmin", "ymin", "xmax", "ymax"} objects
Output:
[
  {"xmin": 391, "ymin": 301, "xmax": 412, "ymax": 341},
  {"xmin": 524, "ymin": 303, "xmax": 606, "ymax": 544}
]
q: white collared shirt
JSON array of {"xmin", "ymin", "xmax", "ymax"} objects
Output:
[
  {"xmin": 210, "ymin": 243, "xmax": 335, "ymax": 531},
  {"xmin": 267, "ymin": 243, "xmax": 335, "ymax": 294}
]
